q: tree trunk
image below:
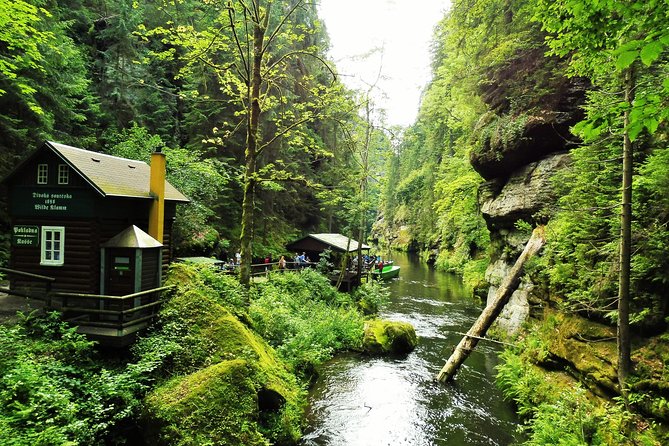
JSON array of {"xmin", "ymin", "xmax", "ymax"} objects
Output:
[
  {"xmin": 239, "ymin": 20, "xmax": 265, "ymax": 288},
  {"xmin": 617, "ymin": 66, "xmax": 635, "ymax": 392},
  {"xmin": 437, "ymin": 226, "xmax": 545, "ymax": 383}
]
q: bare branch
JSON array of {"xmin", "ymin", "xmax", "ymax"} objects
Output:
[
  {"xmin": 263, "ymin": 50, "xmax": 337, "ymax": 84},
  {"xmin": 227, "ymin": 3, "xmax": 250, "ymax": 79},
  {"xmin": 257, "ymin": 115, "xmax": 313, "ymax": 155},
  {"xmin": 262, "ymin": 0, "xmax": 304, "ymax": 55}
]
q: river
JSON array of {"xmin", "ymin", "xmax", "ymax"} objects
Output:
[{"xmin": 300, "ymin": 252, "xmax": 521, "ymax": 445}]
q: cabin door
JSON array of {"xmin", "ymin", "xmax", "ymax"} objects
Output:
[{"xmin": 105, "ymin": 249, "xmax": 136, "ymax": 296}]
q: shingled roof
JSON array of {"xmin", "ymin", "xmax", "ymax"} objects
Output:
[
  {"xmin": 287, "ymin": 233, "xmax": 370, "ymax": 253},
  {"xmin": 45, "ymin": 142, "xmax": 189, "ymax": 201}
]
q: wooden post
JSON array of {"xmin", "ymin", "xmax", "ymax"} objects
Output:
[{"xmin": 437, "ymin": 226, "xmax": 546, "ymax": 383}]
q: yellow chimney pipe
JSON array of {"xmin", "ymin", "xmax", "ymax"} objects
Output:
[{"xmin": 148, "ymin": 150, "xmax": 166, "ymax": 243}]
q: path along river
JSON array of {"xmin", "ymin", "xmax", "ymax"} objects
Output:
[{"xmin": 301, "ymin": 252, "xmax": 521, "ymax": 446}]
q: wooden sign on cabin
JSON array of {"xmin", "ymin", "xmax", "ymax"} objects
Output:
[{"xmin": 1, "ymin": 141, "xmax": 189, "ymax": 344}]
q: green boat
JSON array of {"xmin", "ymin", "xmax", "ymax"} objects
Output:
[{"xmin": 371, "ymin": 264, "xmax": 400, "ymax": 280}]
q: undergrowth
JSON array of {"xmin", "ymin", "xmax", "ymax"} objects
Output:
[
  {"xmin": 496, "ymin": 322, "xmax": 665, "ymax": 445},
  {"xmin": 0, "ymin": 311, "xmax": 153, "ymax": 445},
  {"xmin": 0, "ymin": 263, "xmax": 385, "ymax": 445},
  {"xmin": 249, "ymin": 268, "xmax": 385, "ymax": 379}
]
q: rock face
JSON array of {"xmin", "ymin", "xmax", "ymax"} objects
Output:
[
  {"xmin": 479, "ymin": 152, "xmax": 571, "ymax": 334},
  {"xmin": 543, "ymin": 311, "xmax": 618, "ymax": 397},
  {"xmin": 485, "ymin": 259, "xmax": 532, "ymax": 334},
  {"xmin": 479, "ymin": 152, "xmax": 571, "ymax": 230},
  {"xmin": 471, "ymin": 113, "xmax": 577, "ymax": 181},
  {"xmin": 363, "ymin": 319, "xmax": 418, "ymax": 355}
]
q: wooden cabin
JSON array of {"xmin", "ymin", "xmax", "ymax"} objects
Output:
[
  {"xmin": 1, "ymin": 141, "xmax": 189, "ymax": 345},
  {"xmin": 286, "ymin": 233, "xmax": 370, "ymax": 290}
]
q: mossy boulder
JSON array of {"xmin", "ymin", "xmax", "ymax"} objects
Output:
[
  {"xmin": 545, "ymin": 311, "xmax": 618, "ymax": 396},
  {"xmin": 142, "ymin": 269, "xmax": 304, "ymax": 445},
  {"xmin": 362, "ymin": 319, "xmax": 417, "ymax": 355},
  {"xmin": 144, "ymin": 360, "xmax": 270, "ymax": 446}
]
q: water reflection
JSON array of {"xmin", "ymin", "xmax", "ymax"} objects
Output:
[{"xmin": 301, "ymin": 253, "xmax": 520, "ymax": 446}]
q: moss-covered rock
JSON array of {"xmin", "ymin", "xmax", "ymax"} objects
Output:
[
  {"xmin": 144, "ymin": 359, "xmax": 270, "ymax": 446},
  {"xmin": 142, "ymin": 267, "xmax": 304, "ymax": 445},
  {"xmin": 544, "ymin": 311, "xmax": 618, "ymax": 396},
  {"xmin": 362, "ymin": 319, "xmax": 417, "ymax": 355}
]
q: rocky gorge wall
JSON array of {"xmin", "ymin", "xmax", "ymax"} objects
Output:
[
  {"xmin": 469, "ymin": 56, "xmax": 669, "ymax": 429},
  {"xmin": 478, "ymin": 151, "xmax": 571, "ymax": 334}
]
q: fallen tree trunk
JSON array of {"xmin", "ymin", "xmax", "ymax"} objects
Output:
[{"xmin": 437, "ymin": 226, "xmax": 545, "ymax": 383}]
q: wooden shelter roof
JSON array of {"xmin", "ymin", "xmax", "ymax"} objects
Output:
[{"xmin": 287, "ymin": 233, "xmax": 370, "ymax": 253}]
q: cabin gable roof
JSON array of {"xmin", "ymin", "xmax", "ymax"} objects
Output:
[{"xmin": 2, "ymin": 141, "xmax": 189, "ymax": 202}]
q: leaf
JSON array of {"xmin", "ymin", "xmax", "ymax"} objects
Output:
[
  {"xmin": 627, "ymin": 121, "xmax": 644, "ymax": 142},
  {"xmin": 616, "ymin": 50, "xmax": 638, "ymax": 70},
  {"xmin": 640, "ymin": 41, "xmax": 664, "ymax": 66},
  {"xmin": 644, "ymin": 118, "xmax": 660, "ymax": 135}
]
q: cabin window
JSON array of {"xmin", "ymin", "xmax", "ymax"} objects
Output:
[
  {"xmin": 37, "ymin": 164, "xmax": 48, "ymax": 184},
  {"xmin": 40, "ymin": 226, "xmax": 65, "ymax": 266},
  {"xmin": 58, "ymin": 164, "xmax": 69, "ymax": 184}
]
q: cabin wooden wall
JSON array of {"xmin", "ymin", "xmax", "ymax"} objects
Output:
[
  {"xmin": 141, "ymin": 249, "xmax": 161, "ymax": 289},
  {"xmin": 11, "ymin": 218, "xmax": 98, "ymax": 293}
]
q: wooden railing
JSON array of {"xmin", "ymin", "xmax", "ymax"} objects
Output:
[
  {"xmin": 1, "ymin": 266, "xmax": 172, "ymax": 341},
  {"xmin": 52, "ymin": 286, "xmax": 174, "ymax": 333},
  {"xmin": 0, "ymin": 267, "xmax": 55, "ymax": 300},
  {"xmin": 216, "ymin": 261, "xmax": 316, "ymax": 277}
]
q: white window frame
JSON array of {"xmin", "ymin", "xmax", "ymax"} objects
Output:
[
  {"xmin": 37, "ymin": 164, "xmax": 48, "ymax": 184},
  {"xmin": 40, "ymin": 226, "xmax": 65, "ymax": 266},
  {"xmin": 57, "ymin": 164, "xmax": 69, "ymax": 185}
]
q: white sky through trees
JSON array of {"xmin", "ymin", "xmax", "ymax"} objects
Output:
[{"xmin": 318, "ymin": 0, "xmax": 451, "ymax": 127}]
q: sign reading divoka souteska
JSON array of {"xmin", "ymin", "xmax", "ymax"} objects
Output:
[{"xmin": 11, "ymin": 187, "xmax": 94, "ymax": 217}]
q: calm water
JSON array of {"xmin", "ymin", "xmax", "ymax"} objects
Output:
[{"xmin": 301, "ymin": 253, "xmax": 521, "ymax": 446}]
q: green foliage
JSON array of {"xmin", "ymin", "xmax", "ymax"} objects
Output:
[
  {"xmin": 462, "ymin": 257, "xmax": 490, "ymax": 297},
  {"xmin": 0, "ymin": 0, "xmax": 367, "ymax": 267},
  {"xmin": 133, "ymin": 264, "xmax": 374, "ymax": 443},
  {"xmin": 249, "ymin": 269, "xmax": 365, "ymax": 378},
  {"xmin": 105, "ymin": 124, "xmax": 232, "ymax": 256},
  {"xmin": 496, "ymin": 319, "xmax": 664, "ymax": 445},
  {"xmin": 537, "ymin": 100, "xmax": 669, "ymax": 326},
  {"xmin": 351, "ymin": 280, "xmax": 389, "ymax": 316},
  {"xmin": 136, "ymin": 263, "xmax": 305, "ymax": 445},
  {"xmin": 433, "ymin": 159, "xmax": 490, "ymax": 274},
  {"xmin": 0, "ymin": 312, "xmax": 150, "ymax": 445},
  {"xmin": 315, "ymin": 248, "xmax": 334, "ymax": 274},
  {"xmin": 0, "ymin": 0, "xmax": 54, "ymax": 113}
]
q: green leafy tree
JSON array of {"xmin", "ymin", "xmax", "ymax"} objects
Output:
[
  {"xmin": 536, "ymin": 0, "xmax": 669, "ymax": 388},
  {"xmin": 105, "ymin": 125, "xmax": 231, "ymax": 256},
  {"xmin": 144, "ymin": 0, "xmax": 338, "ymax": 286}
]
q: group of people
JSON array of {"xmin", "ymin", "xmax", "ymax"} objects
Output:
[
  {"xmin": 350, "ymin": 254, "xmax": 387, "ymax": 271},
  {"xmin": 266, "ymin": 252, "xmax": 311, "ymax": 270},
  {"xmin": 292, "ymin": 252, "xmax": 311, "ymax": 268}
]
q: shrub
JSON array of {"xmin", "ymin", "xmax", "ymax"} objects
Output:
[
  {"xmin": 0, "ymin": 312, "xmax": 148, "ymax": 445},
  {"xmin": 249, "ymin": 270, "xmax": 366, "ymax": 378}
]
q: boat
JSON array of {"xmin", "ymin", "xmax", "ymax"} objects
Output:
[{"xmin": 371, "ymin": 264, "xmax": 400, "ymax": 280}]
